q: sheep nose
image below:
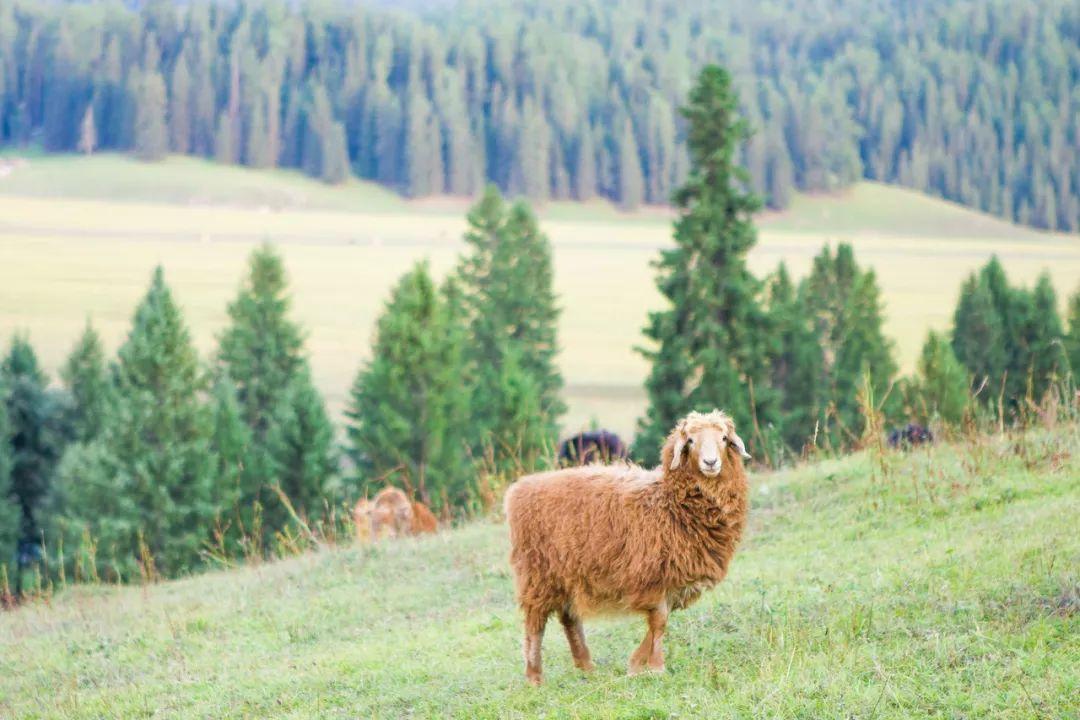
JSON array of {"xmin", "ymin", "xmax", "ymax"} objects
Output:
[{"xmin": 702, "ymin": 457, "xmax": 718, "ymax": 468}]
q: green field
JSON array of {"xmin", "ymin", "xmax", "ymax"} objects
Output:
[
  {"xmin": 2, "ymin": 154, "xmax": 1079, "ymax": 436},
  {"xmin": 2, "ymin": 425, "xmax": 1077, "ymax": 718}
]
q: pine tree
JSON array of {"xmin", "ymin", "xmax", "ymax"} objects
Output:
[
  {"xmin": 132, "ymin": 70, "xmax": 168, "ymax": 161},
  {"xmin": 913, "ymin": 330, "xmax": 970, "ymax": 425},
  {"xmin": 456, "ymin": 186, "xmax": 564, "ymax": 472},
  {"xmin": 1, "ymin": 335, "xmax": 70, "ymax": 545},
  {"xmin": 50, "ymin": 268, "xmax": 215, "ymax": 579},
  {"xmin": 346, "ymin": 262, "xmax": 473, "ymax": 508},
  {"xmin": 951, "ymin": 259, "xmax": 1063, "ymax": 408},
  {"xmin": 634, "ymin": 65, "xmax": 772, "ymax": 460},
  {"xmin": 60, "ymin": 322, "xmax": 112, "ymax": 443},
  {"xmin": 951, "ymin": 271, "xmax": 1007, "ymax": 395},
  {"xmin": 801, "ymin": 244, "xmax": 897, "ymax": 444},
  {"xmin": 765, "ymin": 263, "xmax": 823, "ymax": 451},
  {"xmin": 213, "ymin": 245, "xmax": 337, "ymax": 539},
  {"xmin": 218, "ymin": 246, "xmax": 305, "ymax": 435},
  {"xmin": 404, "ymin": 90, "xmax": 444, "ymax": 196},
  {"xmin": 264, "ymin": 368, "xmax": 337, "ymax": 529},
  {"xmin": 1021, "ymin": 273, "xmax": 1067, "ymax": 401},
  {"xmin": 977, "ymin": 258, "xmax": 1024, "ymax": 402},
  {"xmin": 833, "ymin": 267, "xmax": 898, "ymax": 432},
  {"xmin": 78, "ymin": 104, "xmax": 96, "ymax": 155},
  {"xmin": 169, "ymin": 52, "xmax": 192, "ymax": 154}
]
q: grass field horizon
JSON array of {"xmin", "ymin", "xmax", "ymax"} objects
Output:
[
  {"xmin": 3, "ymin": 424, "xmax": 1077, "ymax": 718},
  {"xmin": 2, "ymin": 153, "xmax": 1079, "ymax": 437}
]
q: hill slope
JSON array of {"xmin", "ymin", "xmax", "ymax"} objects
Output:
[
  {"xmin": 0, "ymin": 154, "xmax": 1052, "ymax": 238},
  {"xmin": 3, "ymin": 428, "xmax": 1078, "ymax": 718}
]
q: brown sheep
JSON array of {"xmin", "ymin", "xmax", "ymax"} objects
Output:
[
  {"xmin": 504, "ymin": 410, "xmax": 751, "ymax": 685},
  {"xmin": 353, "ymin": 486, "xmax": 438, "ymax": 542}
]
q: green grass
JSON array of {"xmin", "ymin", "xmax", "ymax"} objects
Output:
[
  {"xmin": 0, "ymin": 154, "xmax": 410, "ymax": 213},
  {"xmin": 2, "ymin": 154, "xmax": 1079, "ymax": 436},
  {"xmin": 2, "ymin": 426, "xmax": 1077, "ymax": 718}
]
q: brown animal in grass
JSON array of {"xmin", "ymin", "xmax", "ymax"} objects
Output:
[
  {"xmin": 504, "ymin": 410, "xmax": 751, "ymax": 685},
  {"xmin": 409, "ymin": 499, "xmax": 439, "ymax": 535},
  {"xmin": 353, "ymin": 486, "xmax": 438, "ymax": 542}
]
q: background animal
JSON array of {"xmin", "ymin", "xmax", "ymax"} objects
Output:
[
  {"xmin": 888, "ymin": 423, "xmax": 934, "ymax": 449},
  {"xmin": 505, "ymin": 410, "xmax": 751, "ymax": 685},
  {"xmin": 353, "ymin": 487, "xmax": 438, "ymax": 542},
  {"xmin": 557, "ymin": 430, "xmax": 628, "ymax": 465}
]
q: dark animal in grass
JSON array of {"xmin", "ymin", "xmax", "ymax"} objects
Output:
[
  {"xmin": 888, "ymin": 423, "xmax": 934, "ymax": 449},
  {"xmin": 557, "ymin": 430, "xmax": 628, "ymax": 466}
]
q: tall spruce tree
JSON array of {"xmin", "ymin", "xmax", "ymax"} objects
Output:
[
  {"xmin": 60, "ymin": 322, "xmax": 112, "ymax": 443},
  {"xmin": 50, "ymin": 268, "xmax": 215, "ymax": 579},
  {"xmin": 215, "ymin": 245, "xmax": 333, "ymax": 536},
  {"xmin": 1, "ymin": 336, "xmax": 70, "ymax": 546},
  {"xmin": 456, "ymin": 186, "xmax": 564, "ymax": 473},
  {"xmin": 346, "ymin": 262, "xmax": 473, "ymax": 508},
  {"xmin": 217, "ymin": 245, "xmax": 304, "ymax": 452},
  {"xmin": 634, "ymin": 65, "xmax": 773, "ymax": 461},
  {"xmin": 800, "ymin": 244, "xmax": 897, "ymax": 444}
]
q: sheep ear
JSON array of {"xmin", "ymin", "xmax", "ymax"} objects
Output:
[
  {"xmin": 669, "ymin": 434, "xmax": 687, "ymax": 470},
  {"xmin": 730, "ymin": 431, "xmax": 751, "ymax": 460}
]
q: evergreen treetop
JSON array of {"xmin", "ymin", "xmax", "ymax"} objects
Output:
[
  {"xmin": 635, "ymin": 64, "xmax": 772, "ymax": 459},
  {"xmin": 61, "ymin": 321, "xmax": 112, "ymax": 443},
  {"xmin": 346, "ymin": 261, "xmax": 473, "ymax": 508}
]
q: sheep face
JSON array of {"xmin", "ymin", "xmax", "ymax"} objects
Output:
[{"xmin": 668, "ymin": 410, "xmax": 750, "ymax": 478}]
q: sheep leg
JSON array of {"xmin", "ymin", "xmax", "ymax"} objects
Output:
[
  {"xmin": 628, "ymin": 601, "xmax": 669, "ymax": 675},
  {"xmin": 559, "ymin": 610, "xmax": 594, "ymax": 672},
  {"xmin": 523, "ymin": 608, "xmax": 548, "ymax": 686}
]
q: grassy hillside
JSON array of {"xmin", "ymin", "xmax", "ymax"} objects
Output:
[
  {"xmin": 2, "ymin": 155, "xmax": 1078, "ymax": 436},
  {"xmin": 3, "ymin": 426, "xmax": 1077, "ymax": 718}
]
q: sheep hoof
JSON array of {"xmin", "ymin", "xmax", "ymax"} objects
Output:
[
  {"xmin": 576, "ymin": 660, "xmax": 595, "ymax": 673},
  {"xmin": 526, "ymin": 672, "xmax": 543, "ymax": 687}
]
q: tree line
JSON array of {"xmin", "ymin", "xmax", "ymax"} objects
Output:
[
  {"xmin": 0, "ymin": 0, "xmax": 1077, "ymax": 228},
  {"xmin": 3, "ymin": 62, "xmax": 1079, "ymax": 591}
]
